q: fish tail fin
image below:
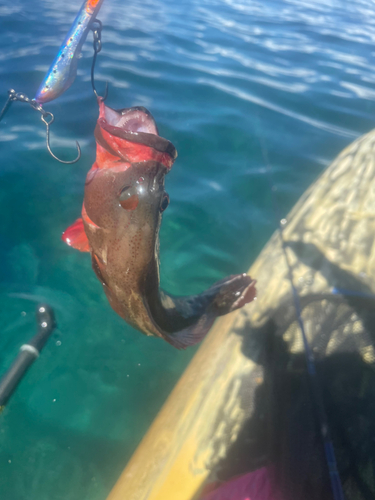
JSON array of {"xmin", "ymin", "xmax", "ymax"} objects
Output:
[
  {"xmin": 207, "ymin": 273, "xmax": 257, "ymax": 315},
  {"xmin": 165, "ymin": 274, "xmax": 256, "ymax": 349}
]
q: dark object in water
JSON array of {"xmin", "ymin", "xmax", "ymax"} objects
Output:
[
  {"xmin": 0, "ymin": 304, "xmax": 56, "ymax": 410},
  {"xmin": 63, "ymin": 100, "xmax": 256, "ymax": 348}
]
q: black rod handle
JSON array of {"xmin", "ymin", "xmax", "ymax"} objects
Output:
[{"xmin": 0, "ymin": 304, "xmax": 56, "ymax": 409}]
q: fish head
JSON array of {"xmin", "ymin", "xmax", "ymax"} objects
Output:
[
  {"xmin": 84, "ymin": 158, "xmax": 169, "ymax": 229},
  {"xmin": 82, "ymin": 102, "xmax": 177, "ymax": 273}
]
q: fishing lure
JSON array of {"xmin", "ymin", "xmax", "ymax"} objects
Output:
[
  {"xmin": 0, "ymin": 0, "xmax": 106, "ymax": 163},
  {"xmin": 35, "ymin": 0, "xmax": 105, "ymax": 104}
]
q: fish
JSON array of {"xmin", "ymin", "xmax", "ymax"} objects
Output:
[
  {"xmin": 35, "ymin": 0, "xmax": 104, "ymax": 104},
  {"xmin": 62, "ymin": 100, "xmax": 256, "ymax": 348}
]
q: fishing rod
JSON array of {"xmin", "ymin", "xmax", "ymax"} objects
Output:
[
  {"xmin": 0, "ymin": 0, "xmax": 107, "ymax": 164},
  {"xmin": 0, "ymin": 304, "xmax": 56, "ymax": 411},
  {"xmin": 259, "ymin": 138, "xmax": 346, "ymax": 500}
]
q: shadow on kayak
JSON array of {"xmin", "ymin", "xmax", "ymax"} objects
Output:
[{"xmin": 212, "ymin": 251, "xmax": 375, "ymax": 500}]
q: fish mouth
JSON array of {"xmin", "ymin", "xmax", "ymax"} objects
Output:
[
  {"xmin": 96, "ymin": 101, "xmax": 177, "ymax": 160},
  {"xmin": 103, "ymin": 105, "xmax": 159, "ymax": 135}
]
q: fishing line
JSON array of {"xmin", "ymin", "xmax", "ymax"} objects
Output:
[{"xmin": 257, "ymin": 132, "xmax": 346, "ymax": 500}]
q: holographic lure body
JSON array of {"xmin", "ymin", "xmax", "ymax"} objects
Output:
[{"xmin": 35, "ymin": 0, "xmax": 104, "ymax": 104}]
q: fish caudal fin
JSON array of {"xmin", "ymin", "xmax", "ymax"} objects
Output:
[
  {"xmin": 207, "ymin": 274, "xmax": 257, "ymax": 315},
  {"xmin": 165, "ymin": 274, "xmax": 256, "ymax": 349},
  {"xmin": 62, "ymin": 218, "xmax": 90, "ymax": 252}
]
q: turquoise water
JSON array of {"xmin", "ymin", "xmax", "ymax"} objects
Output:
[{"xmin": 1, "ymin": 0, "xmax": 375, "ymax": 498}]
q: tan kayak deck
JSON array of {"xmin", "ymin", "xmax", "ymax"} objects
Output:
[{"xmin": 106, "ymin": 130, "xmax": 375, "ymax": 500}]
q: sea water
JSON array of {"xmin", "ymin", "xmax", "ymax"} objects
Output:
[{"xmin": 0, "ymin": 0, "xmax": 374, "ymax": 498}]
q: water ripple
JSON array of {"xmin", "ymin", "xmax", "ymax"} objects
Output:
[{"xmin": 198, "ymin": 78, "xmax": 356, "ymax": 138}]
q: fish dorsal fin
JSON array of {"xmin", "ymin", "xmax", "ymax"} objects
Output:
[{"xmin": 62, "ymin": 218, "xmax": 90, "ymax": 252}]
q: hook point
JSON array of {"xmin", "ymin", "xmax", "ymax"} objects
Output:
[
  {"xmin": 93, "ymin": 81, "xmax": 108, "ymax": 102},
  {"xmin": 46, "ymin": 131, "xmax": 81, "ymax": 164}
]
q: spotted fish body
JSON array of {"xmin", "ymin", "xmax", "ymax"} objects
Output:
[{"xmin": 63, "ymin": 100, "xmax": 256, "ymax": 348}]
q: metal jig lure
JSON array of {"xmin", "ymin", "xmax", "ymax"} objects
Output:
[
  {"xmin": 35, "ymin": 0, "xmax": 105, "ymax": 104},
  {"xmin": 0, "ymin": 0, "xmax": 106, "ymax": 164}
]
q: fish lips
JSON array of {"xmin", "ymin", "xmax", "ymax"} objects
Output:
[{"xmin": 95, "ymin": 102, "xmax": 177, "ymax": 167}]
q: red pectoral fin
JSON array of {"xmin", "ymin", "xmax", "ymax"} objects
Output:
[{"xmin": 62, "ymin": 218, "xmax": 90, "ymax": 252}]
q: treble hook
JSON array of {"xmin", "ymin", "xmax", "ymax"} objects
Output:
[
  {"xmin": 41, "ymin": 112, "xmax": 81, "ymax": 164},
  {"xmin": 0, "ymin": 90, "xmax": 81, "ymax": 164},
  {"xmin": 91, "ymin": 19, "xmax": 108, "ymax": 101}
]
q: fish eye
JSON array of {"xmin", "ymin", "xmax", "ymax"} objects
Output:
[
  {"xmin": 119, "ymin": 185, "xmax": 139, "ymax": 211},
  {"xmin": 160, "ymin": 193, "xmax": 169, "ymax": 213}
]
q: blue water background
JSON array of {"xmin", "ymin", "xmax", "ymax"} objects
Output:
[{"xmin": 1, "ymin": 0, "xmax": 375, "ymax": 498}]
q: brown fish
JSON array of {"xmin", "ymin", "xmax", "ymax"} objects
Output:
[{"xmin": 62, "ymin": 100, "xmax": 256, "ymax": 348}]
